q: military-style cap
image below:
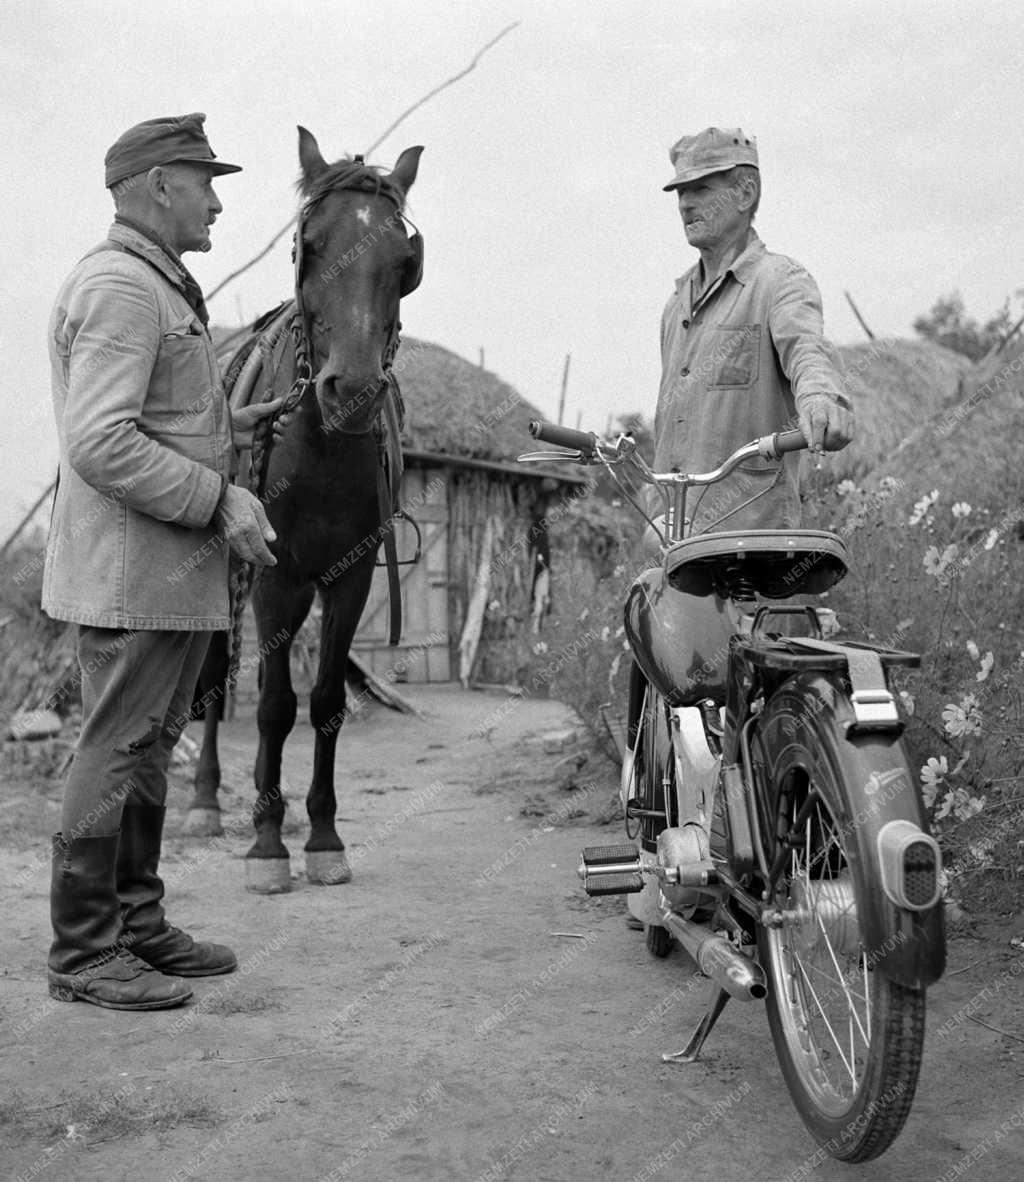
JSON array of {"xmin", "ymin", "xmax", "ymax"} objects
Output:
[
  {"xmin": 104, "ymin": 112, "xmax": 242, "ymax": 189},
  {"xmin": 663, "ymin": 126, "xmax": 758, "ymax": 191}
]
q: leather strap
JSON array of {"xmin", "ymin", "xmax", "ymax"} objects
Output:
[{"xmin": 785, "ymin": 638, "xmax": 899, "ymax": 727}]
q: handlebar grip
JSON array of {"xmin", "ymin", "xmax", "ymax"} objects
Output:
[
  {"xmin": 528, "ymin": 420, "xmax": 597, "ymax": 456},
  {"xmin": 763, "ymin": 428, "xmax": 807, "ymax": 458}
]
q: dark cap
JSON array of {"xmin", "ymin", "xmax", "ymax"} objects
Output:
[{"xmin": 104, "ymin": 112, "xmax": 242, "ymax": 189}]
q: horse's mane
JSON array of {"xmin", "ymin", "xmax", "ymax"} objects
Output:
[{"xmin": 297, "ymin": 157, "xmax": 407, "ymax": 209}]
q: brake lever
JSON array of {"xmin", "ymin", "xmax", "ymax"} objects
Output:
[{"xmin": 516, "ymin": 449, "xmax": 589, "ymax": 464}]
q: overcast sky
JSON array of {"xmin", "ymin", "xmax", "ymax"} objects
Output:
[{"xmin": 2, "ymin": 0, "xmax": 1021, "ymax": 542}]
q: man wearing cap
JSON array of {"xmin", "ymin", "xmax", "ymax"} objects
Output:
[
  {"xmin": 43, "ymin": 113, "xmax": 280, "ymax": 1011},
  {"xmin": 652, "ymin": 126, "xmax": 852, "ymax": 533}
]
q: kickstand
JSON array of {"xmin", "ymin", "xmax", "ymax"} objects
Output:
[{"xmin": 662, "ymin": 983, "xmax": 730, "ymax": 1064}]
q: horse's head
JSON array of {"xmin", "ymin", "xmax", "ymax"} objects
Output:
[{"xmin": 295, "ymin": 127, "xmax": 423, "ymax": 437}]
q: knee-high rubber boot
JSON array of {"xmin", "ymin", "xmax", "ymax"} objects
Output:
[
  {"xmin": 48, "ymin": 833, "xmax": 193, "ymax": 1010},
  {"xmin": 117, "ymin": 806, "xmax": 237, "ymax": 976}
]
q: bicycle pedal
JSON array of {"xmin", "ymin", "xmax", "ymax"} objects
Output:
[{"xmin": 578, "ymin": 845, "xmax": 643, "ymax": 896}]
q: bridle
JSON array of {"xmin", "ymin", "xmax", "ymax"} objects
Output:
[{"xmin": 288, "ymin": 166, "xmax": 423, "ymax": 436}]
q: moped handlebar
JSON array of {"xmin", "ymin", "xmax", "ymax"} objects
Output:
[
  {"xmin": 527, "ymin": 420, "xmax": 598, "ymax": 456},
  {"xmin": 519, "ymin": 421, "xmax": 811, "ymax": 544}
]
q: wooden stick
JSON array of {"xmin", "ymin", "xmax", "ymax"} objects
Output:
[
  {"xmin": 967, "ymin": 1014, "xmax": 1024, "ymax": 1043},
  {"xmin": 844, "ymin": 290, "xmax": 876, "ymax": 341},
  {"xmin": 205, "ymin": 22, "xmax": 520, "ymax": 306},
  {"xmin": 0, "ymin": 478, "xmax": 57, "ymax": 559}
]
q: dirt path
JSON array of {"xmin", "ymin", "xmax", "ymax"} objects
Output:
[{"xmin": 2, "ymin": 685, "xmax": 1022, "ymax": 1181}]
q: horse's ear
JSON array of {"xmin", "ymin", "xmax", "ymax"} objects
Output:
[
  {"xmin": 297, "ymin": 126, "xmax": 329, "ymax": 183},
  {"xmin": 390, "ymin": 146, "xmax": 424, "ymax": 195}
]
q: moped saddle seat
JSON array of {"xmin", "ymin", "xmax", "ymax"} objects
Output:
[{"xmin": 665, "ymin": 529, "xmax": 848, "ymax": 599}]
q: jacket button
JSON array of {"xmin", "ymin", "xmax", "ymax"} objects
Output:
[
  {"xmin": 682, "ymin": 319, "xmax": 690, "ymax": 328},
  {"xmin": 680, "ymin": 367, "xmax": 690, "ymax": 377}
]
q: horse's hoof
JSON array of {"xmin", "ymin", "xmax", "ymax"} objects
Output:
[
  {"xmin": 184, "ymin": 808, "xmax": 224, "ymax": 838},
  {"xmin": 305, "ymin": 849, "xmax": 352, "ymax": 885},
  {"xmin": 245, "ymin": 858, "xmax": 292, "ymax": 894}
]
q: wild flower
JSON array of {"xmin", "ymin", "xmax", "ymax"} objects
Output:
[
  {"xmin": 836, "ymin": 479, "xmax": 857, "ymax": 496},
  {"xmin": 899, "ymin": 690, "xmax": 916, "ymax": 716},
  {"xmin": 923, "ymin": 543, "xmax": 958, "ymax": 578},
  {"xmin": 951, "ymin": 501, "xmax": 972, "ymax": 519},
  {"xmin": 976, "ymin": 651, "xmax": 994, "ymax": 682},
  {"xmin": 908, "ymin": 489, "xmax": 940, "ymax": 526},
  {"xmin": 578, "ymin": 608, "xmax": 589, "ymax": 623},
  {"xmin": 941, "ymin": 698, "xmax": 982, "ymax": 738},
  {"xmin": 920, "ymin": 756, "xmax": 948, "ymax": 804},
  {"xmin": 600, "ymin": 626, "xmax": 611, "ymax": 643},
  {"xmin": 533, "ymin": 641, "xmax": 548, "ymax": 655},
  {"xmin": 983, "ymin": 528, "xmax": 999, "ymax": 550},
  {"xmin": 966, "ymin": 639, "xmax": 980, "ymax": 661},
  {"xmin": 877, "ymin": 475, "xmax": 901, "ymax": 498}
]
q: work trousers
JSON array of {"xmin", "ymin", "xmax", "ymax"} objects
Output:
[{"xmin": 60, "ymin": 627, "xmax": 212, "ymax": 838}]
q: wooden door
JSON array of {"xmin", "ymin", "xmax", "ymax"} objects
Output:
[{"xmin": 351, "ymin": 466, "xmax": 452, "ymax": 682}]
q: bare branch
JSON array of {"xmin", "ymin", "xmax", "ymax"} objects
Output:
[
  {"xmin": 205, "ymin": 22, "xmax": 520, "ymax": 308},
  {"xmin": 366, "ymin": 21, "xmax": 520, "ymax": 154}
]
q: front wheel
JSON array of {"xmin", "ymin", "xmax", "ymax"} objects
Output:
[{"xmin": 753, "ymin": 678, "xmax": 927, "ymax": 1162}]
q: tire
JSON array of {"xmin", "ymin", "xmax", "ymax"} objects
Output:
[
  {"xmin": 629, "ymin": 683, "xmax": 677, "ymax": 958},
  {"xmin": 752, "ymin": 675, "xmax": 926, "ymax": 1162},
  {"xmin": 645, "ymin": 923, "xmax": 673, "ymax": 958}
]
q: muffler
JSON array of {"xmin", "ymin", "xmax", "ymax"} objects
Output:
[{"xmin": 661, "ymin": 910, "xmax": 767, "ymax": 1001}]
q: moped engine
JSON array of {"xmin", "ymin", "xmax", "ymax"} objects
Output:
[{"xmin": 657, "ymin": 823, "xmax": 718, "ymax": 913}]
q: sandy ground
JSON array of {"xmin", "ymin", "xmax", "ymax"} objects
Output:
[{"xmin": 2, "ymin": 683, "xmax": 1023, "ymax": 1182}]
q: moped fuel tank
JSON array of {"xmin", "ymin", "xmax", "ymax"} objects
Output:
[{"xmin": 624, "ymin": 568, "xmax": 733, "ymax": 707}]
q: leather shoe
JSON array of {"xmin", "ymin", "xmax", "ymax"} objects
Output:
[
  {"xmin": 132, "ymin": 924, "xmax": 238, "ymax": 977},
  {"xmin": 48, "ymin": 948, "xmax": 193, "ymax": 1010}
]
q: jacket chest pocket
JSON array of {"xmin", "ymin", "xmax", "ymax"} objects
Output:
[
  {"xmin": 146, "ymin": 317, "xmax": 216, "ymax": 427},
  {"xmin": 709, "ymin": 324, "xmax": 760, "ymax": 388}
]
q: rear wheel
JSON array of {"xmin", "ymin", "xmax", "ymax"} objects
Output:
[
  {"xmin": 627, "ymin": 677, "xmax": 675, "ymax": 958},
  {"xmin": 753, "ymin": 680, "xmax": 926, "ymax": 1162}
]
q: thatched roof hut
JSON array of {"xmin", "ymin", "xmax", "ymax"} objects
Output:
[{"xmin": 352, "ymin": 336, "xmax": 584, "ymax": 686}]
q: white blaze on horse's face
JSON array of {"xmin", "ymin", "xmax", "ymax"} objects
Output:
[{"xmin": 356, "ymin": 206, "xmax": 371, "ymax": 226}]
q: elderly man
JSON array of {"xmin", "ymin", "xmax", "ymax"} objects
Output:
[
  {"xmin": 43, "ymin": 113, "xmax": 279, "ymax": 1010},
  {"xmin": 652, "ymin": 127, "xmax": 853, "ymax": 532}
]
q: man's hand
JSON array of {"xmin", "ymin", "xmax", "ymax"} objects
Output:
[
  {"xmin": 213, "ymin": 485, "xmax": 277, "ymax": 566},
  {"xmin": 798, "ymin": 394, "xmax": 854, "ymax": 454},
  {"xmin": 231, "ymin": 397, "xmax": 285, "ymax": 450}
]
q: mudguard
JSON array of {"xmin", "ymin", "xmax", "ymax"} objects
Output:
[{"xmin": 754, "ymin": 672, "xmax": 946, "ymax": 989}]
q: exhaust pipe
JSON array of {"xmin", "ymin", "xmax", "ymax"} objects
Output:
[{"xmin": 661, "ymin": 910, "xmax": 767, "ymax": 1001}]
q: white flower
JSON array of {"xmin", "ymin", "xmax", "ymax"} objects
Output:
[
  {"xmin": 983, "ymin": 528, "xmax": 999, "ymax": 550},
  {"xmin": 920, "ymin": 755, "xmax": 948, "ymax": 785},
  {"xmin": 613, "ymin": 564, "xmax": 626, "ymax": 578},
  {"xmin": 899, "ymin": 690, "xmax": 916, "ymax": 716},
  {"xmin": 976, "ymin": 651, "xmax": 994, "ymax": 683},
  {"xmin": 600, "ymin": 626, "xmax": 611, "ymax": 643},
  {"xmin": 966, "ymin": 639, "xmax": 980, "ymax": 661},
  {"xmin": 908, "ymin": 489, "xmax": 940, "ymax": 526},
  {"xmin": 952, "ymin": 502, "xmax": 972, "ymax": 519},
  {"xmin": 836, "ymin": 480, "xmax": 857, "ymax": 497},
  {"xmin": 532, "ymin": 641, "xmax": 548, "ymax": 655},
  {"xmin": 920, "ymin": 756, "xmax": 948, "ymax": 808},
  {"xmin": 578, "ymin": 608, "xmax": 589, "ymax": 623},
  {"xmin": 942, "ymin": 700, "xmax": 982, "ymax": 738}
]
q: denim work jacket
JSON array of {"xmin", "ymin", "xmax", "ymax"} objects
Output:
[
  {"xmin": 43, "ymin": 223, "xmax": 233, "ymax": 629},
  {"xmin": 654, "ymin": 232, "xmax": 846, "ymax": 532}
]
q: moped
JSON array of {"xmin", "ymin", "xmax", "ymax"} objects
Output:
[{"xmin": 519, "ymin": 421, "xmax": 945, "ymax": 1163}]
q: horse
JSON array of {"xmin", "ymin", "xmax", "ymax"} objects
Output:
[{"xmin": 186, "ymin": 127, "xmax": 424, "ymax": 893}]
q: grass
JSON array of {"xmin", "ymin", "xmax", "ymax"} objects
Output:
[
  {"xmin": 1, "ymin": 1084, "xmax": 220, "ymax": 1148},
  {"xmin": 201, "ymin": 991, "xmax": 286, "ymax": 1017}
]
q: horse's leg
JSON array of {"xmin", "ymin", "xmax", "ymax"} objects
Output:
[
  {"xmin": 303, "ymin": 567, "xmax": 375, "ymax": 885},
  {"xmin": 245, "ymin": 573, "xmax": 316, "ymax": 894},
  {"xmin": 185, "ymin": 631, "xmax": 229, "ymax": 836}
]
